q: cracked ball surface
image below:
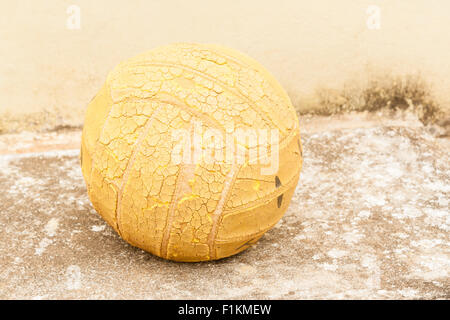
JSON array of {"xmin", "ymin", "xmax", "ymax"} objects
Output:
[{"xmin": 81, "ymin": 43, "xmax": 302, "ymax": 261}]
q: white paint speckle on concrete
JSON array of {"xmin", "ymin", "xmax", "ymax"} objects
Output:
[
  {"xmin": 91, "ymin": 225, "xmax": 106, "ymax": 232},
  {"xmin": 44, "ymin": 218, "xmax": 59, "ymax": 237},
  {"xmin": 35, "ymin": 238, "xmax": 53, "ymax": 256}
]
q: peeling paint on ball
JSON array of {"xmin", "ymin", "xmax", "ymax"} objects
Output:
[{"xmin": 81, "ymin": 43, "xmax": 302, "ymax": 262}]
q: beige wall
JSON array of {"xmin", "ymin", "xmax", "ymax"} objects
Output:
[{"xmin": 1, "ymin": 0, "xmax": 449, "ymax": 127}]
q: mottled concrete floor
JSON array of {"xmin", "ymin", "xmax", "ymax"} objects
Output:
[{"xmin": 0, "ymin": 123, "xmax": 448, "ymax": 299}]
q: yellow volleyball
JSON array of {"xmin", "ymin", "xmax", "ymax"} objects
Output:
[{"xmin": 81, "ymin": 43, "xmax": 302, "ymax": 262}]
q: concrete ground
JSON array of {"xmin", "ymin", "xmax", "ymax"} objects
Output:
[{"xmin": 0, "ymin": 113, "xmax": 448, "ymax": 299}]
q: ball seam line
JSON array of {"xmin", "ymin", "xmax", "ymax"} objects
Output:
[
  {"xmin": 207, "ymin": 163, "xmax": 241, "ymax": 260},
  {"xmin": 221, "ymin": 134, "xmax": 302, "ymax": 215},
  {"xmin": 160, "ymin": 123, "xmax": 196, "ymax": 259},
  {"xmin": 124, "ymin": 61, "xmax": 286, "ymax": 135},
  {"xmin": 115, "ymin": 106, "xmax": 162, "ymax": 238},
  {"xmin": 124, "ymin": 42, "xmax": 297, "ymax": 130},
  {"xmin": 204, "ymin": 44, "xmax": 297, "ymax": 117},
  {"xmin": 222, "ymin": 164, "xmax": 302, "ymax": 215},
  {"xmin": 110, "ymin": 93, "xmax": 296, "ymax": 158}
]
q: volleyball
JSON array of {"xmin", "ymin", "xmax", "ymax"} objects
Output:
[{"xmin": 81, "ymin": 43, "xmax": 302, "ymax": 261}]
